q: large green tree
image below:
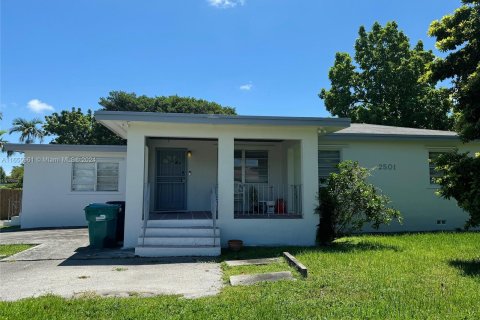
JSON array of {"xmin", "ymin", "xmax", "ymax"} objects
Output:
[
  {"xmin": 9, "ymin": 118, "xmax": 45, "ymax": 144},
  {"xmin": 99, "ymin": 91, "xmax": 237, "ymax": 114},
  {"xmin": 44, "ymin": 92, "xmax": 236, "ymax": 145},
  {"xmin": 9, "ymin": 165, "xmax": 24, "ymax": 189},
  {"xmin": 429, "ymin": 0, "xmax": 480, "ymax": 228},
  {"xmin": 320, "ymin": 22, "xmax": 453, "ymax": 130},
  {"xmin": 428, "ymin": 0, "xmax": 480, "ymax": 141},
  {"xmin": 44, "ymin": 108, "xmax": 125, "ymax": 145},
  {"xmin": 10, "ymin": 165, "xmax": 24, "ymax": 181},
  {"xmin": 0, "ymin": 130, "xmax": 7, "ymax": 151},
  {"xmin": 0, "ymin": 167, "xmax": 6, "ymax": 184}
]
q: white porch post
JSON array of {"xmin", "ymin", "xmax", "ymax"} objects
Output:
[
  {"xmin": 217, "ymin": 135, "xmax": 234, "ymax": 220},
  {"xmin": 300, "ymin": 133, "xmax": 319, "ymax": 218},
  {"xmin": 123, "ymin": 128, "xmax": 145, "ymax": 248}
]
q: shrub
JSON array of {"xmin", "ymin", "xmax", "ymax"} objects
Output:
[{"xmin": 316, "ymin": 161, "xmax": 402, "ymax": 244}]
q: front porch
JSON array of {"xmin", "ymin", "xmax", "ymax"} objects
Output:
[
  {"xmin": 131, "ymin": 136, "xmax": 309, "ymax": 255},
  {"xmin": 96, "ymin": 113, "xmax": 340, "ymax": 253},
  {"xmin": 131, "ymin": 134, "xmax": 317, "ymax": 253},
  {"xmin": 144, "ymin": 137, "xmax": 304, "ymax": 219}
]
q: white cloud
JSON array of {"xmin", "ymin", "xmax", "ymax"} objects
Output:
[
  {"xmin": 239, "ymin": 83, "xmax": 253, "ymax": 91},
  {"xmin": 208, "ymin": 0, "xmax": 245, "ymax": 9},
  {"xmin": 27, "ymin": 99, "xmax": 54, "ymax": 113}
]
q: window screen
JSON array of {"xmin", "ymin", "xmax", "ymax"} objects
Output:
[
  {"xmin": 72, "ymin": 161, "xmax": 119, "ymax": 192},
  {"xmin": 97, "ymin": 162, "xmax": 119, "ymax": 191},
  {"xmin": 318, "ymin": 150, "xmax": 341, "ymax": 184},
  {"xmin": 72, "ymin": 162, "xmax": 95, "ymax": 191}
]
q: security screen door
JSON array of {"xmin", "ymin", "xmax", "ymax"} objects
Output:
[{"xmin": 155, "ymin": 148, "xmax": 187, "ymax": 211}]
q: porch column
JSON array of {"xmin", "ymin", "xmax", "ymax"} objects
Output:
[
  {"xmin": 217, "ymin": 135, "xmax": 234, "ymax": 220},
  {"xmin": 300, "ymin": 133, "xmax": 319, "ymax": 218},
  {"xmin": 123, "ymin": 128, "xmax": 146, "ymax": 248}
]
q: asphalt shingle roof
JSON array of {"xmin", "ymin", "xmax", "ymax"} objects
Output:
[{"xmin": 326, "ymin": 123, "xmax": 459, "ymax": 141}]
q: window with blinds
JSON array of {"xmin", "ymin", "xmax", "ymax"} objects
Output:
[
  {"xmin": 72, "ymin": 161, "xmax": 119, "ymax": 192},
  {"xmin": 234, "ymin": 150, "xmax": 268, "ymax": 184},
  {"xmin": 318, "ymin": 150, "xmax": 341, "ymax": 184}
]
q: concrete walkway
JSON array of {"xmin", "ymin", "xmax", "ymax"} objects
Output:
[{"xmin": 0, "ymin": 228, "xmax": 222, "ymax": 301}]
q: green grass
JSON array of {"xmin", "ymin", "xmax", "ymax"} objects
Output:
[
  {"xmin": 0, "ymin": 244, "xmax": 34, "ymax": 258},
  {"xmin": 0, "ymin": 232, "xmax": 479, "ymax": 319}
]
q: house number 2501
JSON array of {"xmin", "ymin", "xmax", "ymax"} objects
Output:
[{"xmin": 377, "ymin": 164, "xmax": 396, "ymax": 170}]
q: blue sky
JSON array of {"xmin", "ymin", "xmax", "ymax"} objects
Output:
[{"xmin": 1, "ymin": 0, "xmax": 459, "ymax": 173}]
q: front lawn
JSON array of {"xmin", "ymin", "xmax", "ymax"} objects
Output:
[
  {"xmin": 0, "ymin": 232, "xmax": 479, "ymax": 319},
  {"xmin": 0, "ymin": 244, "xmax": 34, "ymax": 258}
]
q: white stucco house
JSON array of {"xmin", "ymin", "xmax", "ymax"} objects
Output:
[{"xmin": 5, "ymin": 111, "xmax": 480, "ymax": 257}]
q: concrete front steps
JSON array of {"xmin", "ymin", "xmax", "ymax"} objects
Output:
[{"xmin": 135, "ymin": 219, "xmax": 221, "ymax": 257}]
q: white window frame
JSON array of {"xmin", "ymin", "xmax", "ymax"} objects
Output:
[{"xmin": 71, "ymin": 160, "xmax": 120, "ymax": 192}]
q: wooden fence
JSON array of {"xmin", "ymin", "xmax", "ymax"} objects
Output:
[{"xmin": 0, "ymin": 189, "xmax": 22, "ymax": 220}]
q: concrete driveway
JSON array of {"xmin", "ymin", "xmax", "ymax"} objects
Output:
[{"xmin": 0, "ymin": 228, "xmax": 222, "ymax": 301}]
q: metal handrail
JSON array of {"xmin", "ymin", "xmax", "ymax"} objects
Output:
[
  {"xmin": 142, "ymin": 183, "xmax": 150, "ymax": 246},
  {"xmin": 210, "ymin": 186, "xmax": 217, "ymax": 247}
]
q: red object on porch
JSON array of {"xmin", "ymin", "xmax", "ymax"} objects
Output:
[{"xmin": 275, "ymin": 199, "xmax": 286, "ymax": 214}]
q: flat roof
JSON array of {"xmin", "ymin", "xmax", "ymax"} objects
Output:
[
  {"xmin": 324, "ymin": 123, "xmax": 459, "ymax": 141},
  {"xmin": 94, "ymin": 111, "xmax": 351, "ymax": 127},
  {"xmin": 94, "ymin": 111, "xmax": 351, "ymax": 139},
  {"xmin": 4, "ymin": 143, "xmax": 127, "ymax": 153}
]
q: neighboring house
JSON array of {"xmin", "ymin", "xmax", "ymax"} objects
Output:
[{"xmin": 5, "ymin": 112, "xmax": 480, "ymax": 257}]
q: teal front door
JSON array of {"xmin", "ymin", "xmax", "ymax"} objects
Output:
[{"xmin": 155, "ymin": 148, "xmax": 187, "ymax": 211}]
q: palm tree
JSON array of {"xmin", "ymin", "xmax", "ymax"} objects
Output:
[
  {"xmin": 0, "ymin": 112, "xmax": 8, "ymax": 150},
  {"xmin": 0, "ymin": 130, "xmax": 7, "ymax": 150},
  {"xmin": 9, "ymin": 118, "xmax": 45, "ymax": 144}
]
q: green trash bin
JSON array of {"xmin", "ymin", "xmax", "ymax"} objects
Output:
[{"xmin": 84, "ymin": 203, "xmax": 120, "ymax": 248}]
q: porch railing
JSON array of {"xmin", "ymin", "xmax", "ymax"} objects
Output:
[
  {"xmin": 210, "ymin": 186, "xmax": 218, "ymax": 246},
  {"xmin": 142, "ymin": 183, "xmax": 150, "ymax": 246},
  {"xmin": 234, "ymin": 183, "xmax": 302, "ymax": 217}
]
